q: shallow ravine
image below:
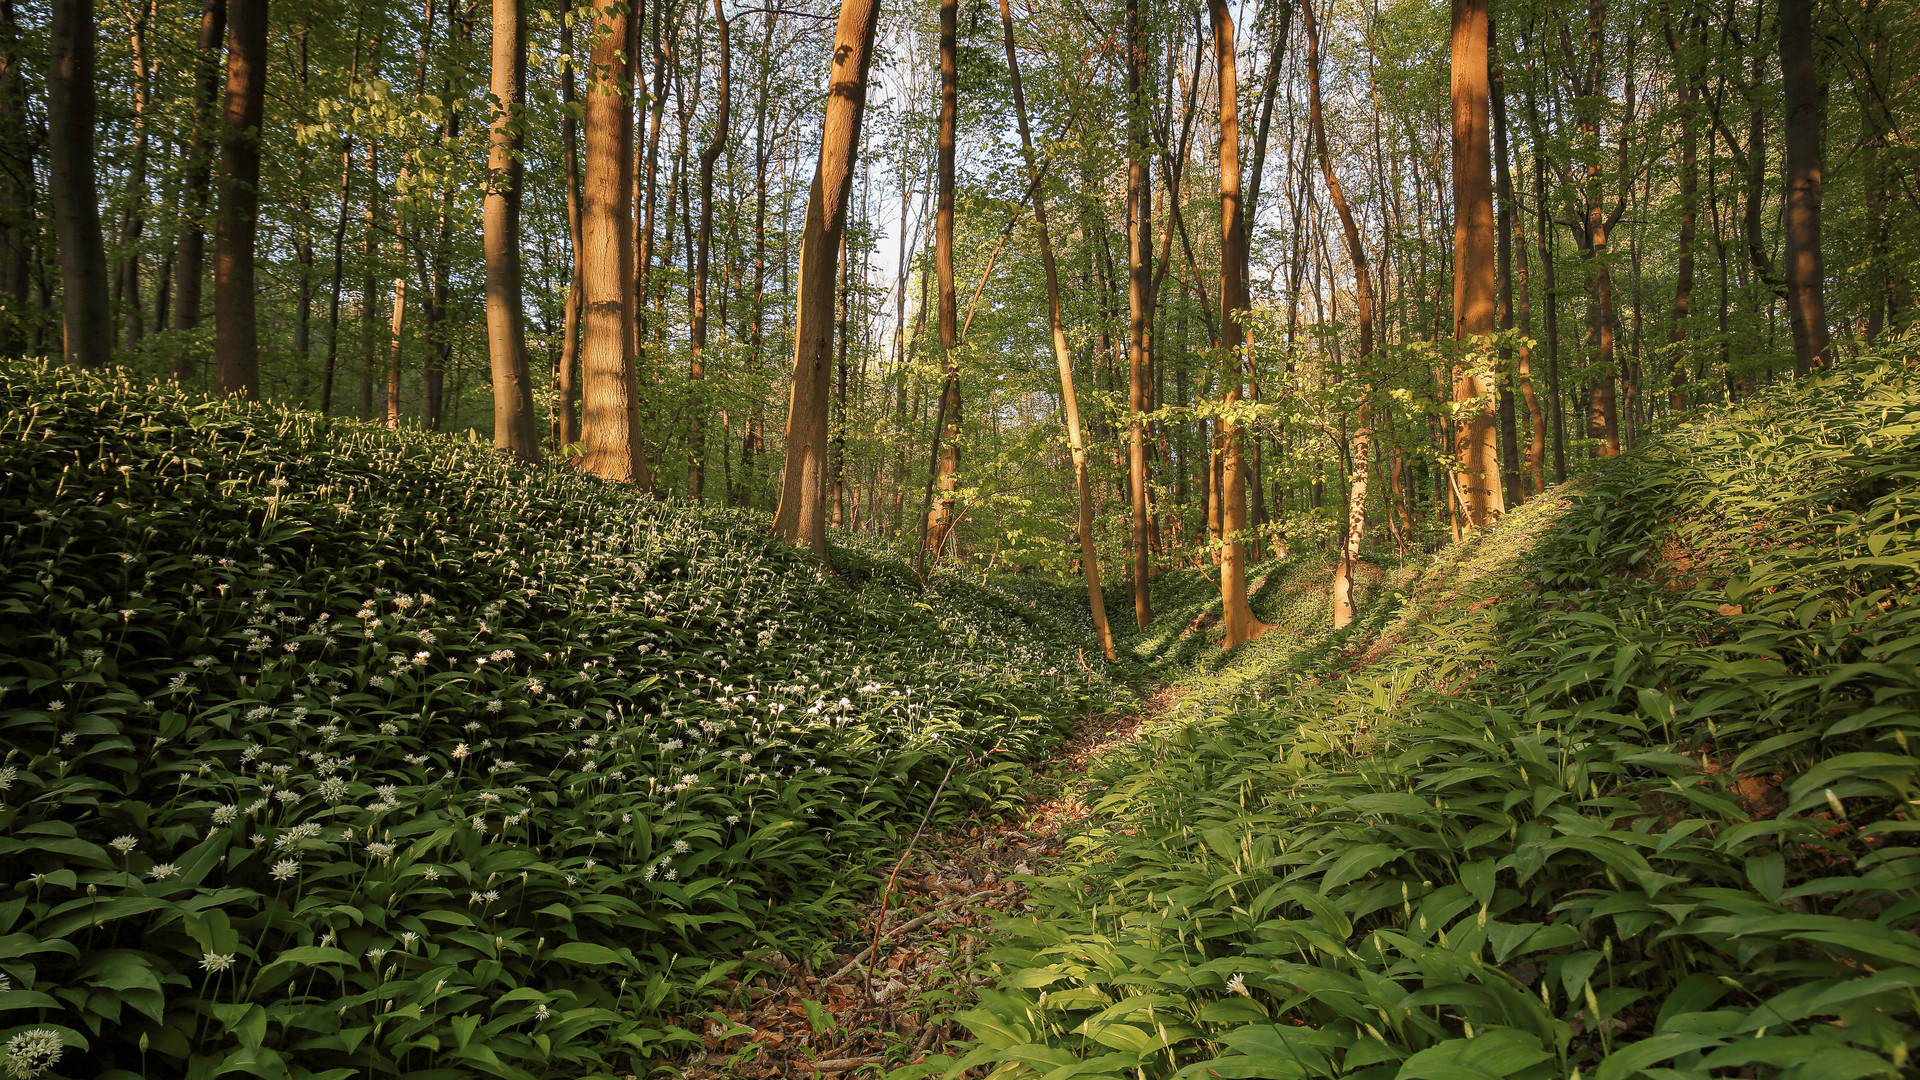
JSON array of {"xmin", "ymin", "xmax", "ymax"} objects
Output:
[{"xmin": 665, "ymin": 695, "xmax": 1166, "ymax": 1079}]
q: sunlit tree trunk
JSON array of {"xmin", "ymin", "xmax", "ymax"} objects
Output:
[
  {"xmin": 485, "ymin": 0, "xmax": 539, "ymax": 460},
  {"xmin": 925, "ymin": 0, "xmax": 960, "ymax": 556},
  {"xmin": 1305, "ymin": 0, "xmax": 1374, "ymax": 631},
  {"xmin": 579, "ymin": 0, "xmax": 651, "ymax": 484},
  {"xmin": 689, "ymin": 0, "xmax": 730, "ymax": 498},
  {"xmin": 1000, "ymin": 0, "xmax": 1115, "ymax": 660},
  {"xmin": 1210, "ymin": 0, "xmax": 1268, "ymax": 648},
  {"xmin": 47, "ymin": 0, "xmax": 111, "ymax": 369},
  {"xmin": 1450, "ymin": 0, "xmax": 1501, "ymax": 525},
  {"xmin": 1125, "ymin": 0, "xmax": 1152, "ymax": 630},
  {"xmin": 556, "ymin": 11, "xmax": 582, "ymax": 447},
  {"xmin": 771, "ymin": 0, "xmax": 879, "ymax": 562},
  {"xmin": 1778, "ymin": 0, "xmax": 1828, "ymax": 374}
]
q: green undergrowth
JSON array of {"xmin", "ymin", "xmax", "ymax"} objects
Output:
[
  {"xmin": 0, "ymin": 361, "xmax": 1121, "ymax": 1080},
  {"xmin": 946, "ymin": 343, "xmax": 1920, "ymax": 1080}
]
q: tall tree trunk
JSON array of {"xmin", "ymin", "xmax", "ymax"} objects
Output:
[
  {"xmin": 359, "ymin": 138, "xmax": 378, "ymax": 416},
  {"xmin": 688, "ymin": 0, "xmax": 730, "ymax": 497},
  {"xmin": 999, "ymin": 0, "xmax": 1114, "ymax": 660},
  {"xmin": 1778, "ymin": 0, "xmax": 1828, "ymax": 374},
  {"xmin": 172, "ymin": 0, "xmax": 226, "ymax": 361},
  {"xmin": 0, "ymin": 0, "xmax": 34, "ymax": 359},
  {"xmin": 117, "ymin": 0, "xmax": 155, "ymax": 350},
  {"xmin": 1125, "ymin": 0, "xmax": 1152, "ymax": 629},
  {"xmin": 1666, "ymin": 18, "xmax": 1700, "ymax": 405},
  {"xmin": 47, "ymin": 0, "xmax": 111, "ymax": 368},
  {"xmin": 556, "ymin": 10, "xmax": 582, "ymax": 447},
  {"xmin": 1305, "ymin": 0, "xmax": 1374, "ymax": 631},
  {"xmin": 771, "ymin": 0, "xmax": 880, "ymax": 563},
  {"xmin": 1450, "ymin": 0, "xmax": 1501, "ymax": 525},
  {"xmin": 485, "ymin": 0, "xmax": 539, "ymax": 459},
  {"xmin": 212, "ymin": 0, "xmax": 268, "ymax": 399},
  {"xmin": 924, "ymin": 0, "xmax": 961, "ymax": 559},
  {"xmin": 1210, "ymin": 0, "xmax": 1268, "ymax": 648},
  {"xmin": 1491, "ymin": 18, "xmax": 1539, "ymax": 498},
  {"xmin": 578, "ymin": 0, "xmax": 650, "ymax": 483},
  {"xmin": 1527, "ymin": 92, "xmax": 1567, "ymax": 482},
  {"xmin": 319, "ymin": 35, "xmax": 359, "ymax": 415}
]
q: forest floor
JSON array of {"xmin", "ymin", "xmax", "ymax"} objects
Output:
[{"xmin": 668, "ymin": 689, "xmax": 1173, "ymax": 1079}]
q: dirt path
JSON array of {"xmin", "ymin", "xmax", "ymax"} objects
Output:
[{"xmin": 669, "ymin": 694, "xmax": 1170, "ymax": 1079}]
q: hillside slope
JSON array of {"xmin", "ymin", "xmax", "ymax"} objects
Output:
[
  {"xmin": 954, "ymin": 348, "xmax": 1920, "ymax": 1080},
  {"xmin": 0, "ymin": 362, "xmax": 1118, "ymax": 1080}
]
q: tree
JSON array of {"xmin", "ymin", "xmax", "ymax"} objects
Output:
[
  {"xmin": 770, "ymin": 0, "xmax": 880, "ymax": 563},
  {"xmin": 213, "ymin": 0, "xmax": 270, "ymax": 399},
  {"xmin": 1210, "ymin": 0, "xmax": 1268, "ymax": 649},
  {"xmin": 1778, "ymin": 0, "xmax": 1829, "ymax": 374},
  {"xmin": 578, "ymin": 0, "xmax": 651, "ymax": 484},
  {"xmin": 1449, "ymin": 0, "xmax": 1501, "ymax": 527},
  {"xmin": 46, "ymin": 0, "xmax": 111, "ymax": 369},
  {"xmin": 485, "ymin": 0, "xmax": 540, "ymax": 461},
  {"xmin": 999, "ymin": 0, "xmax": 1114, "ymax": 661},
  {"xmin": 688, "ymin": 0, "xmax": 730, "ymax": 497},
  {"xmin": 1125, "ymin": 0, "xmax": 1152, "ymax": 630},
  {"xmin": 924, "ymin": 0, "xmax": 960, "ymax": 559},
  {"xmin": 172, "ymin": 0, "xmax": 226, "ymax": 368},
  {"xmin": 1304, "ymin": 0, "xmax": 1374, "ymax": 631}
]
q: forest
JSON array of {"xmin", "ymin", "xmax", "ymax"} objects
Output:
[{"xmin": 1, "ymin": 0, "xmax": 1918, "ymax": 1073}]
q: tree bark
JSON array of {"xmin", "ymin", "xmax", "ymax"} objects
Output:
[
  {"xmin": 1450, "ymin": 0, "xmax": 1501, "ymax": 525},
  {"xmin": 1778, "ymin": 0, "xmax": 1828, "ymax": 374},
  {"xmin": 1666, "ymin": 18, "xmax": 1700, "ymax": 405},
  {"xmin": 485, "ymin": 0, "xmax": 539, "ymax": 459},
  {"xmin": 689, "ymin": 0, "xmax": 730, "ymax": 497},
  {"xmin": 556, "ymin": 10, "xmax": 582, "ymax": 447},
  {"xmin": 1305, "ymin": 0, "xmax": 1374, "ymax": 631},
  {"xmin": 771, "ymin": 0, "xmax": 879, "ymax": 563},
  {"xmin": 1210, "ymin": 0, "xmax": 1269, "ymax": 648},
  {"xmin": 925, "ymin": 0, "xmax": 960, "ymax": 558},
  {"xmin": 212, "ymin": 0, "xmax": 268, "ymax": 399},
  {"xmin": 172, "ymin": 0, "xmax": 226, "ymax": 359},
  {"xmin": 1000, "ymin": 0, "xmax": 1114, "ymax": 660},
  {"xmin": 47, "ymin": 0, "xmax": 112, "ymax": 369},
  {"xmin": 1125, "ymin": 0, "xmax": 1152, "ymax": 630},
  {"xmin": 579, "ymin": 0, "xmax": 651, "ymax": 484},
  {"xmin": 0, "ymin": 0, "xmax": 31, "ymax": 359}
]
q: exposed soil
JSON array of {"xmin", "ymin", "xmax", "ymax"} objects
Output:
[{"xmin": 666, "ymin": 699, "xmax": 1160, "ymax": 1079}]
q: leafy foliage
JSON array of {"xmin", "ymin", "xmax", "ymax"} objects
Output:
[
  {"xmin": 0, "ymin": 360, "xmax": 1119, "ymax": 1079},
  {"xmin": 953, "ymin": 347, "xmax": 1920, "ymax": 1079}
]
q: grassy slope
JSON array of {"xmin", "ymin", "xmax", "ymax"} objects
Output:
[
  {"xmin": 951, "ymin": 348, "xmax": 1920, "ymax": 1080},
  {"xmin": 0, "ymin": 361, "xmax": 1121, "ymax": 1080}
]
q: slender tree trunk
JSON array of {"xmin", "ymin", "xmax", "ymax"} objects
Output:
[
  {"xmin": 1125, "ymin": 0, "xmax": 1153, "ymax": 629},
  {"xmin": 319, "ymin": 36, "xmax": 359, "ymax": 415},
  {"xmin": 923, "ymin": 0, "xmax": 961, "ymax": 559},
  {"xmin": 485, "ymin": 0, "xmax": 539, "ymax": 459},
  {"xmin": 1450, "ymin": 0, "xmax": 1501, "ymax": 525},
  {"xmin": 771, "ymin": 0, "xmax": 879, "ymax": 562},
  {"xmin": 1210, "ymin": 0, "xmax": 1268, "ymax": 648},
  {"xmin": 1305, "ymin": 0, "xmax": 1374, "ymax": 630},
  {"xmin": 359, "ymin": 138, "xmax": 378, "ymax": 416},
  {"xmin": 689, "ymin": 0, "xmax": 730, "ymax": 497},
  {"xmin": 1667, "ymin": 19, "xmax": 1699, "ymax": 405},
  {"xmin": 579, "ymin": 0, "xmax": 650, "ymax": 484},
  {"xmin": 117, "ymin": 0, "xmax": 155, "ymax": 350},
  {"xmin": 172, "ymin": 0, "xmax": 226, "ymax": 360},
  {"xmin": 1778, "ymin": 0, "xmax": 1828, "ymax": 374},
  {"xmin": 0, "ymin": 0, "xmax": 32, "ymax": 358},
  {"xmin": 999, "ymin": 0, "xmax": 1114, "ymax": 659},
  {"xmin": 1493, "ymin": 42, "xmax": 1542, "ymax": 495},
  {"xmin": 556, "ymin": 11, "xmax": 582, "ymax": 447},
  {"xmin": 47, "ymin": 0, "xmax": 111, "ymax": 368}
]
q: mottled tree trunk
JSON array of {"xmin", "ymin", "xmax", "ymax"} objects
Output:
[
  {"xmin": 485, "ymin": 0, "xmax": 539, "ymax": 460},
  {"xmin": 172, "ymin": 0, "xmax": 226, "ymax": 361},
  {"xmin": 212, "ymin": 0, "xmax": 268, "ymax": 399},
  {"xmin": 771, "ymin": 0, "xmax": 878, "ymax": 562},
  {"xmin": 1450, "ymin": 0, "xmax": 1502, "ymax": 524},
  {"xmin": 1778, "ymin": 0, "xmax": 1829, "ymax": 374}
]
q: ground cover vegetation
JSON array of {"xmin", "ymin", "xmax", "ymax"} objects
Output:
[
  {"xmin": 0, "ymin": 359, "xmax": 1123, "ymax": 1079},
  {"xmin": 949, "ymin": 349, "xmax": 1920, "ymax": 1079}
]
